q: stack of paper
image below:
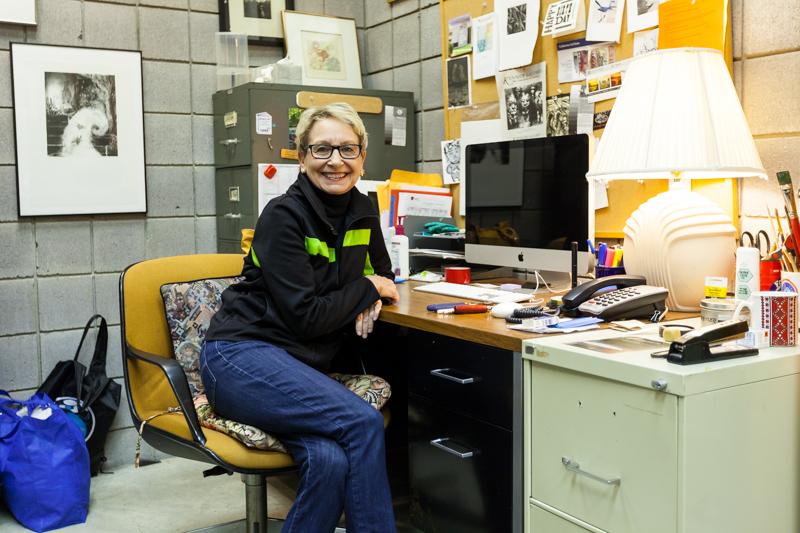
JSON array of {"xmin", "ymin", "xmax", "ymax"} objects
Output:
[{"xmin": 376, "ymin": 170, "xmax": 452, "ymax": 231}]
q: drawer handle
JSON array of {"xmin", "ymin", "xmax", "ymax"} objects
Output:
[
  {"xmin": 429, "ymin": 368, "xmax": 475, "ymax": 384},
  {"xmin": 224, "ymin": 213, "xmax": 242, "ymax": 219},
  {"xmin": 562, "ymin": 457, "xmax": 620, "ymax": 486},
  {"xmin": 430, "ymin": 438, "xmax": 475, "ymax": 459},
  {"xmin": 219, "ymin": 138, "xmax": 240, "ymax": 146}
]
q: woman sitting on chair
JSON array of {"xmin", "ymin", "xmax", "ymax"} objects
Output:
[{"xmin": 201, "ymin": 103, "xmax": 400, "ymax": 533}]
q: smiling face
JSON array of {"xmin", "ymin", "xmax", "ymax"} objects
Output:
[{"xmin": 299, "ymin": 117, "xmax": 365, "ymax": 196}]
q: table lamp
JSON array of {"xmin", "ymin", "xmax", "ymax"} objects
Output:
[{"xmin": 586, "ymin": 48, "xmax": 766, "ymax": 311}]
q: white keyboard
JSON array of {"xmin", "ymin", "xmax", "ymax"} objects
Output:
[{"xmin": 413, "ymin": 282, "xmax": 533, "ymax": 304}]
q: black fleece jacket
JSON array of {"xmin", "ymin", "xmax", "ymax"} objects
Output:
[{"xmin": 205, "ymin": 173, "xmax": 394, "ymax": 370}]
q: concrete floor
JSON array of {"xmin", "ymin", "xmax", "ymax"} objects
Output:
[{"xmin": 0, "ymin": 457, "xmax": 296, "ymax": 533}]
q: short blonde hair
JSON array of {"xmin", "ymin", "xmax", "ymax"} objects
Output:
[{"xmin": 296, "ymin": 102, "xmax": 368, "ymax": 153}]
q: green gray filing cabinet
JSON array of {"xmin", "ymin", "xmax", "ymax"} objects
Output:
[{"xmin": 213, "ymin": 83, "xmax": 417, "ymax": 252}]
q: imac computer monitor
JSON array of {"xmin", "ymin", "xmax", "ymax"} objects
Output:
[{"xmin": 465, "ymin": 134, "xmax": 591, "ymax": 275}]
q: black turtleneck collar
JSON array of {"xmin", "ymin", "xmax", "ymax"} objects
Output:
[{"xmin": 305, "ymin": 174, "xmax": 353, "ymax": 234}]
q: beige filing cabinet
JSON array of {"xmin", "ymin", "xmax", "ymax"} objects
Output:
[{"xmin": 522, "ymin": 321, "xmax": 800, "ymax": 533}]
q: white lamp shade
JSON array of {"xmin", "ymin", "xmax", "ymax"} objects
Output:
[{"xmin": 587, "ymin": 48, "xmax": 766, "ymax": 181}]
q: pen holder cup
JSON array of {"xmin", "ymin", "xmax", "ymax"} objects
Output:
[{"xmin": 596, "ymin": 265, "xmax": 626, "ymax": 278}]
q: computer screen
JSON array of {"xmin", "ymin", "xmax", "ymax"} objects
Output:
[{"xmin": 465, "ymin": 134, "xmax": 591, "ymax": 274}]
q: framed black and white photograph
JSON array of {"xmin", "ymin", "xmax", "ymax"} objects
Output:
[
  {"xmin": 0, "ymin": 0, "xmax": 36, "ymax": 25},
  {"xmin": 220, "ymin": 0, "xmax": 293, "ymax": 46},
  {"xmin": 11, "ymin": 43, "xmax": 146, "ymax": 216}
]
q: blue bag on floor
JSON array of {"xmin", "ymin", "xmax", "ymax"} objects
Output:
[{"xmin": 0, "ymin": 391, "xmax": 90, "ymax": 532}]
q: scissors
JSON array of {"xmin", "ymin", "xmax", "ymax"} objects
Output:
[{"xmin": 739, "ymin": 230, "xmax": 771, "ymax": 259}]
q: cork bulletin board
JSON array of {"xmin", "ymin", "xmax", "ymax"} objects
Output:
[{"xmin": 439, "ymin": 0, "xmax": 735, "ymax": 238}]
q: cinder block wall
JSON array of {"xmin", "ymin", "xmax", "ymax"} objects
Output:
[
  {"xmin": 359, "ymin": 0, "xmax": 444, "ymax": 174},
  {"xmin": 0, "ymin": 0, "xmax": 441, "ymax": 469},
  {"xmin": 0, "ymin": 0, "xmax": 233, "ymax": 469},
  {"xmin": 733, "ymin": 0, "xmax": 800, "ymax": 234}
]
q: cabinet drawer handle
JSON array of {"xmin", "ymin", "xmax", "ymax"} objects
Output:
[
  {"xmin": 219, "ymin": 138, "xmax": 239, "ymax": 146},
  {"xmin": 429, "ymin": 368, "xmax": 475, "ymax": 384},
  {"xmin": 562, "ymin": 457, "xmax": 620, "ymax": 486},
  {"xmin": 223, "ymin": 213, "xmax": 242, "ymax": 219},
  {"xmin": 430, "ymin": 438, "xmax": 475, "ymax": 459}
]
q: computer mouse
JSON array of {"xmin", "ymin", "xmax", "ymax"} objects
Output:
[{"xmin": 491, "ymin": 302, "xmax": 523, "ymax": 319}]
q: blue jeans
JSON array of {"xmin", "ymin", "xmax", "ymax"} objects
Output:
[{"xmin": 200, "ymin": 339, "xmax": 396, "ymax": 533}]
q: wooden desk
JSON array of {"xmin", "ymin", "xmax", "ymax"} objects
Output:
[
  {"xmin": 380, "ymin": 280, "xmax": 543, "ymax": 352},
  {"xmin": 381, "ymin": 280, "xmax": 695, "ymax": 351}
]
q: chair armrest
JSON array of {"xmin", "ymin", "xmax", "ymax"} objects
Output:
[{"xmin": 125, "ymin": 344, "xmax": 206, "ymax": 446}]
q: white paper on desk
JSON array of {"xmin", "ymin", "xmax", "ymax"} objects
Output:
[
  {"xmin": 472, "ymin": 13, "xmax": 497, "ymax": 80},
  {"xmin": 586, "ymin": 0, "xmax": 625, "ymax": 42},
  {"xmin": 627, "ymin": 0, "xmax": 658, "ymax": 33},
  {"xmin": 258, "ymin": 163, "xmax": 298, "ymax": 214},
  {"xmin": 397, "ymin": 192, "xmax": 452, "ymax": 221},
  {"xmin": 496, "ymin": 0, "xmax": 539, "ymax": 71},
  {"xmin": 459, "ymin": 119, "xmax": 510, "ymax": 217}
]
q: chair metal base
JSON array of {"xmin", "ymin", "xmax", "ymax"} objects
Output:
[
  {"xmin": 186, "ymin": 473, "xmax": 346, "ymax": 533},
  {"xmin": 186, "ymin": 517, "xmax": 285, "ymax": 533},
  {"xmin": 187, "ymin": 518, "xmax": 347, "ymax": 533}
]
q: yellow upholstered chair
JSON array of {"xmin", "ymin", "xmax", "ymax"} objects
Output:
[{"xmin": 119, "ymin": 254, "xmax": 295, "ymax": 532}]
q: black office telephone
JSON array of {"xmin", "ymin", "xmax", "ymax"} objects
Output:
[{"xmin": 561, "ymin": 274, "xmax": 668, "ymax": 321}]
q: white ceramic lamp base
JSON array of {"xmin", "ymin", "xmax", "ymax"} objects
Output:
[{"xmin": 623, "ymin": 190, "xmax": 737, "ymax": 312}]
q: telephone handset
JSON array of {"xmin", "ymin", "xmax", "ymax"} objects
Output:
[{"xmin": 561, "ymin": 274, "xmax": 668, "ymax": 321}]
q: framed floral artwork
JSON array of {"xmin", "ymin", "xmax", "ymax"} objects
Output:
[
  {"xmin": 282, "ymin": 11, "xmax": 362, "ymax": 89},
  {"xmin": 11, "ymin": 43, "xmax": 146, "ymax": 216},
  {"xmin": 219, "ymin": 0, "xmax": 294, "ymax": 46}
]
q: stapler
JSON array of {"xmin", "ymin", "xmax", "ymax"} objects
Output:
[{"xmin": 666, "ymin": 319, "xmax": 758, "ymax": 365}]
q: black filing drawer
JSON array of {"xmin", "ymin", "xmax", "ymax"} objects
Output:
[
  {"xmin": 408, "ymin": 331, "xmax": 513, "ymax": 430},
  {"xmin": 408, "ymin": 394, "xmax": 512, "ymax": 533}
]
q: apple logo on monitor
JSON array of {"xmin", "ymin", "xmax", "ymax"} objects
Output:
[{"xmin": 518, "ymin": 252, "xmax": 524, "ymax": 262}]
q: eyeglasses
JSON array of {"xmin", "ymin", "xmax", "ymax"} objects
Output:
[{"xmin": 306, "ymin": 144, "xmax": 363, "ymax": 160}]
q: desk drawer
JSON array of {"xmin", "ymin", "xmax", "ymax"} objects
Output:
[
  {"xmin": 529, "ymin": 364, "xmax": 677, "ymax": 533},
  {"xmin": 529, "ymin": 503, "xmax": 598, "ymax": 533},
  {"xmin": 409, "ymin": 331, "xmax": 513, "ymax": 429},
  {"xmin": 409, "ymin": 395, "xmax": 511, "ymax": 533}
]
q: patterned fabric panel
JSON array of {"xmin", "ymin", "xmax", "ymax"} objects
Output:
[
  {"xmin": 193, "ymin": 373, "xmax": 392, "ymax": 452},
  {"xmin": 328, "ymin": 373, "xmax": 391, "ymax": 410},
  {"xmin": 160, "ymin": 277, "xmax": 243, "ymax": 396},
  {"xmin": 194, "ymin": 394, "xmax": 288, "ymax": 453}
]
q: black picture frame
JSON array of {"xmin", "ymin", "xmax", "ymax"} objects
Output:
[
  {"xmin": 219, "ymin": 0, "xmax": 294, "ymax": 47},
  {"xmin": 10, "ymin": 42, "xmax": 147, "ymax": 216}
]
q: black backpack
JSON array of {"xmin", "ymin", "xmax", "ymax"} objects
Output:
[{"xmin": 37, "ymin": 315, "xmax": 121, "ymax": 476}]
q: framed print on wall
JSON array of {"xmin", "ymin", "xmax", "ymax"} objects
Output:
[
  {"xmin": 219, "ymin": 0, "xmax": 293, "ymax": 46},
  {"xmin": 0, "ymin": 0, "xmax": 36, "ymax": 25},
  {"xmin": 11, "ymin": 43, "xmax": 146, "ymax": 216},
  {"xmin": 282, "ymin": 11, "xmax": 363, "ymax": 89}
]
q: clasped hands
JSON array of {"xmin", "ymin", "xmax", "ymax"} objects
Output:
[{"xmin": 356, "ymin": 275, "xmax": 400, "ymax": 339}]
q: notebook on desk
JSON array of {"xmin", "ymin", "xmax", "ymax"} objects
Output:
[{"xmin": 413, "ymin": 282, "xmax": 533, "ymax": 304}]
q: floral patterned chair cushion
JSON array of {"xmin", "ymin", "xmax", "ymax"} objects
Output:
[{"xmin": 161, "ymin": 278, "xmax": 391, "ymax": 452}]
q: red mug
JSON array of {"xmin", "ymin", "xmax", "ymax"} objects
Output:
[
  {"xmin": 760, "ymin": 259, "xmax": 781, "ymax": 291},
  {"xmin": 444, "ymin": 266, "xmax": 471, "ymax": 284}
]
